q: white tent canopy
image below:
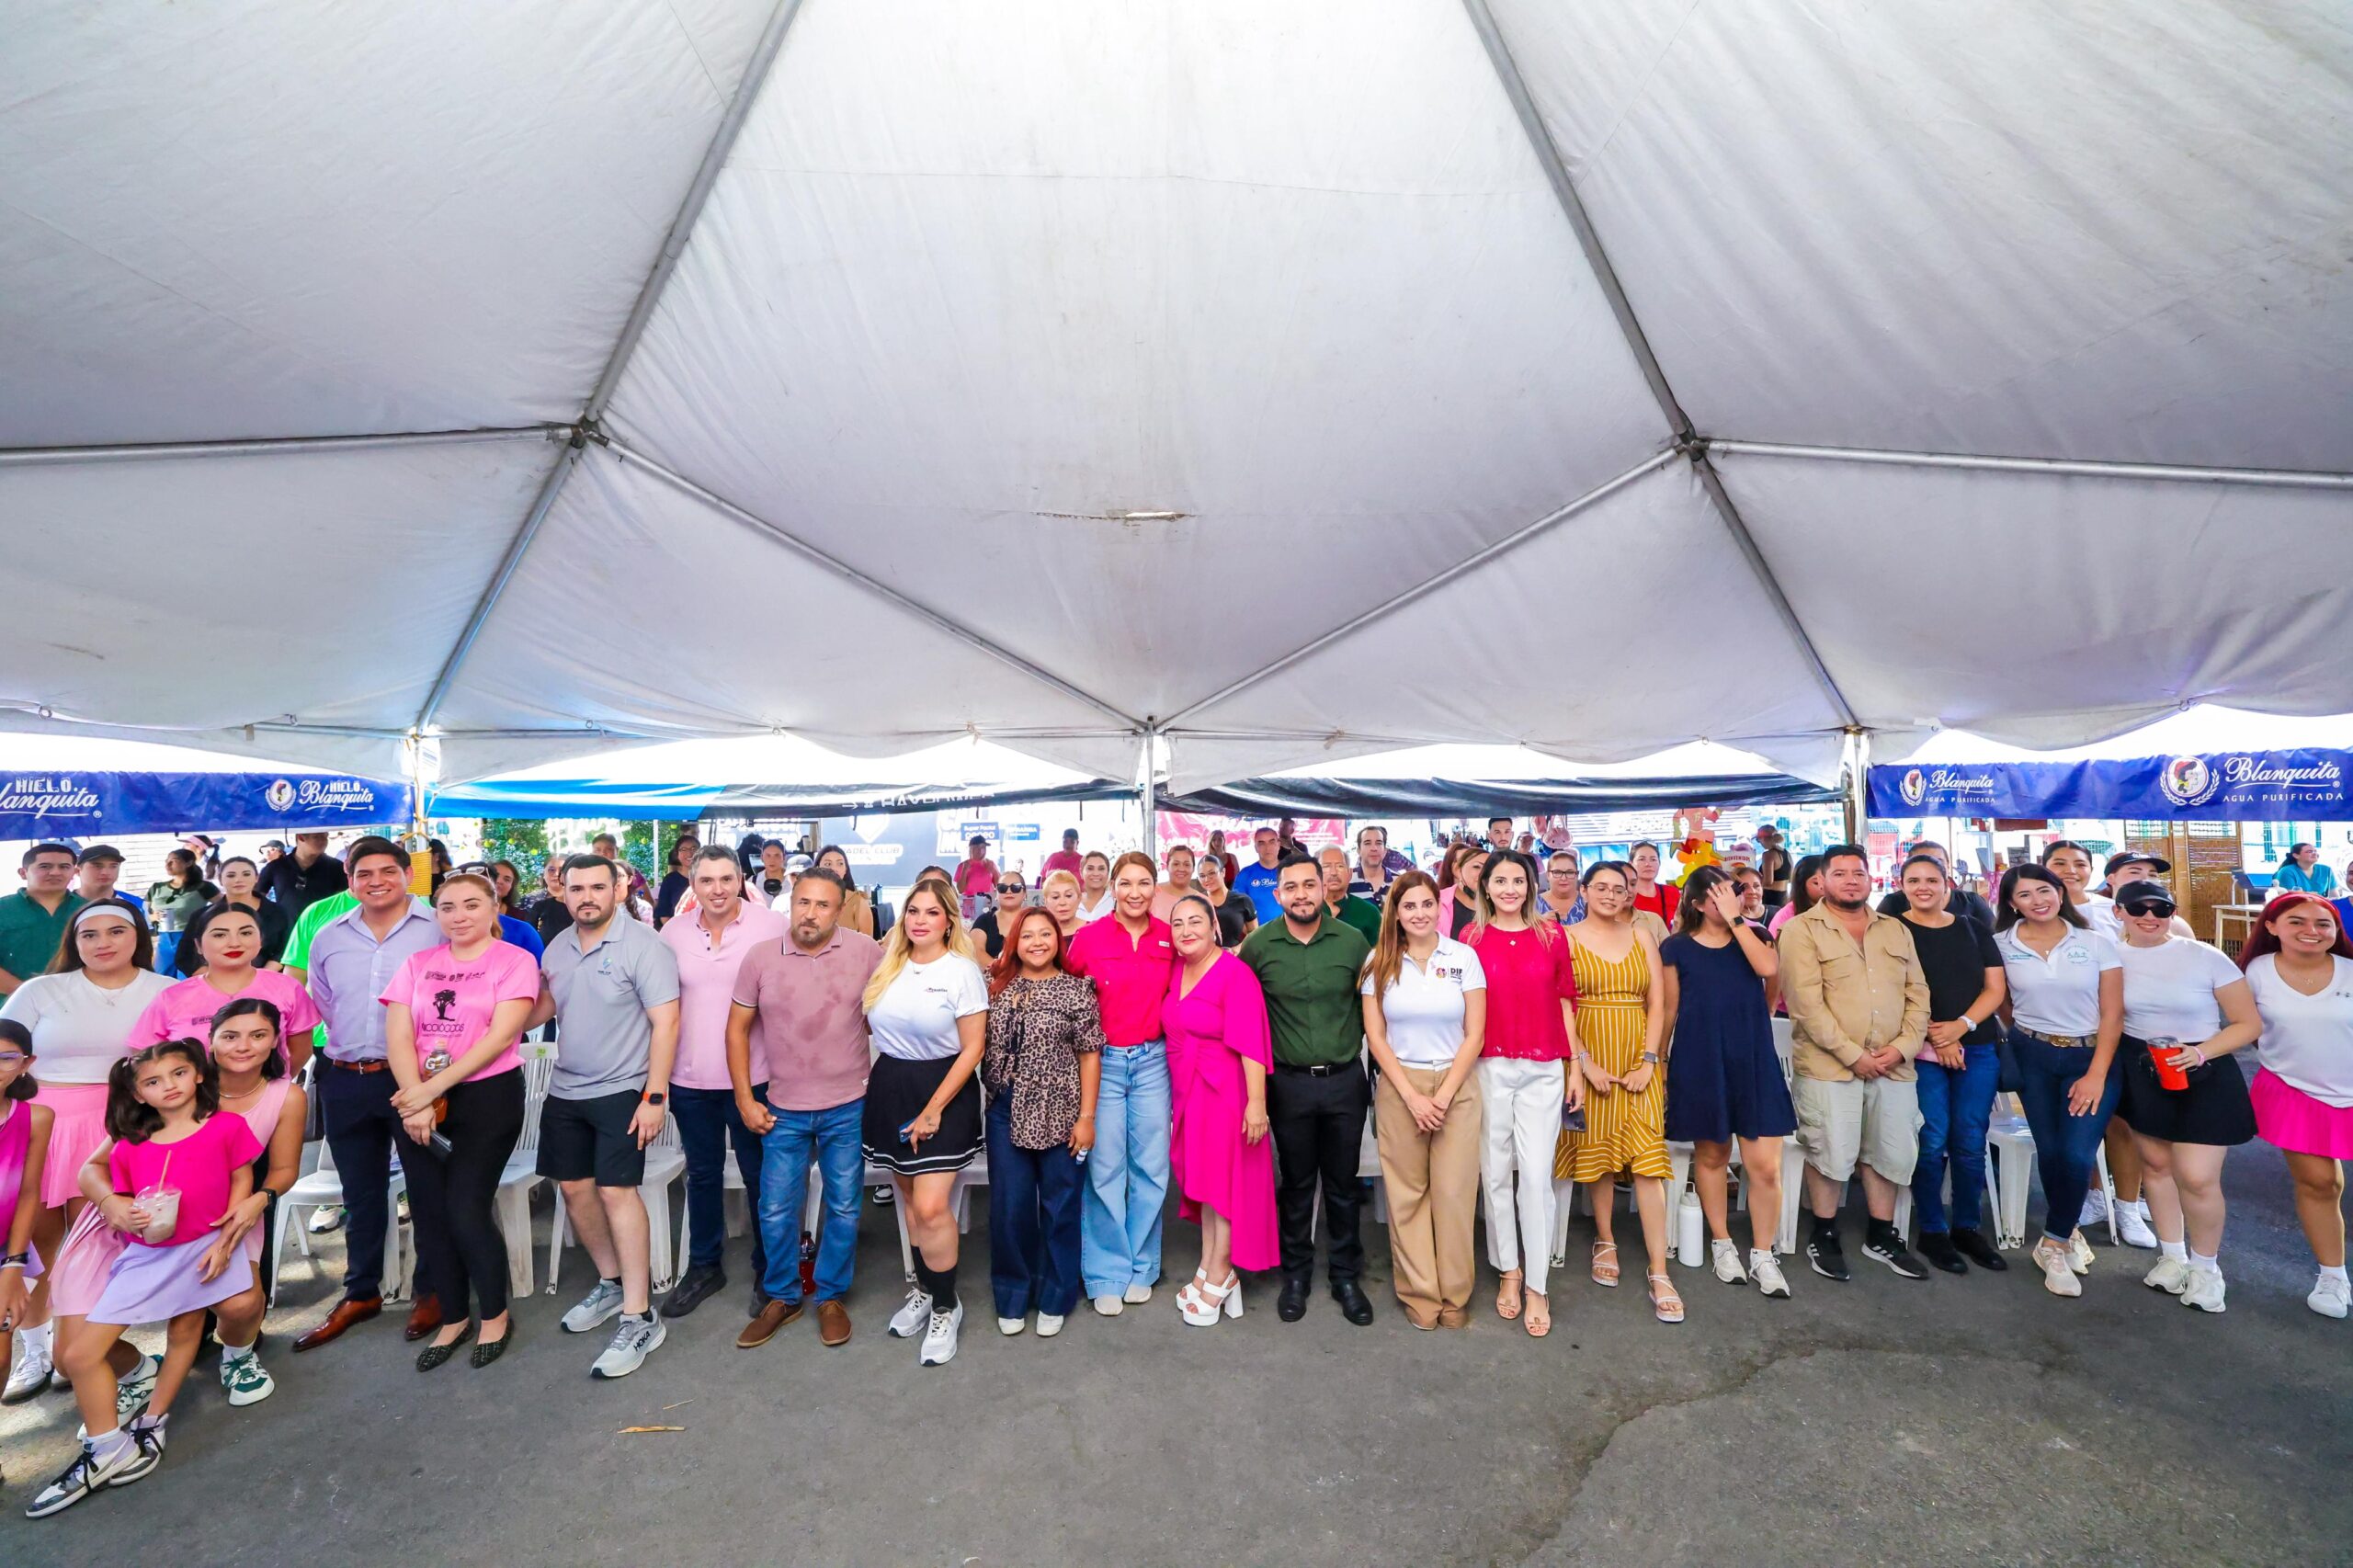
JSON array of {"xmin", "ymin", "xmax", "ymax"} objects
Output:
[{"xmin": 5, "ymin": 2, "xmax": 2348, "ymax": 794}]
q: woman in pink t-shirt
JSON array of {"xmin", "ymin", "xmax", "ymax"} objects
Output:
[
  {"xmin": 38, "ymin": 1040, "xmax": 265, "ymax": 1513},
  {"xmin": 380, "ymin": 872, "xmax": 540, "ymax": 1370},
  {"xmin": 128, "ymin": 904, "xmax": 320, "ymax": 1074}
]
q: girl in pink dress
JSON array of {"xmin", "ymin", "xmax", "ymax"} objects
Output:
[
  {"xmin": 128, "ymin": 904, "xmax": 320, "ymax": 1074},
  {"xmin": 33, "ymin": 1040, "xmax": 264, "ymax": 1517},
  {"xmin": 0, "ymin": 1019, "xmax": 57, "ymax": 1487},
  {"xmin": 205, "ymin": 998, "xmax": 308, "ymax": 1405},
  {"xmin": 1163, "ymin": 895, "xmax": 1277, "ymax": 1324}
]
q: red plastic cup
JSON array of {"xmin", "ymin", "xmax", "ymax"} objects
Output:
[{"xmin": 2150, "ymin": 1038, "xmax": 2189, "ymax": 1091}]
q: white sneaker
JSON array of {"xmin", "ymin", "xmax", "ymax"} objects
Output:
[
  {"xmin": 588, "ymin": 1314, "xmax": 665, "ymax": 1380},
  {"xmin": 2310, "ymin": 1272, "xmax": 2351, "ymax": 1320},
  {"xmin": 1035, "ymin": 1312, "xmax": 1065, "ymax": 1338},
  {"xmin": 2181, "ymin": 1265, "xmax": 2227, "ymax": 1313},
  {"xmin": 307, "ymin": 1204, "xmax": 347, "ymax": 1234},
  {"xmin": 561, "ymin": 1278, "xmax": 626, "ymax": 1334},
  {"xmin": 1090, "ymin": 1294, "xmax": 1124, "ymax": 1317},
  {"xmin": 2143, "ymin": 1256, "xmax": 2190, "ymax": 1295},
  {"xmin": 1122, "ymin": 1281, "xmax": 1154, "ymax": 1305},
  {"xmin": 2069, "ymin": 1232, "xmax": 2095, "ymax": 1274},
  {"xmin": 218, "ymin": 1348, "xmax": 275, "ymax": 1407},
  {"xmin": 2035, "ymin": 1239, "xmax": 2082, "ymax": 1298},
  {"xmin": 24, "ymin": 1437, "xmax": 140, "ymax": 1518},
  {"xmin": 1711, "ymin": 1240, "xmax": 1748, "ymax": 1285},
  {"xmin": 76, "ymin": 1355, "xmax": 160, "ymax": 1440},
  {"xmin": 1750, "ymin": 1251, "xmax": 1791, "ymax": 1299},
  {"xmin": 997, "ymin": 1316, "xmax": 1026, "ymax": 1336},
  {"xmin": 2116, "ymin": 1200, "xmax": 2158, "ymax": 1249},
  {"xmin": 2076, "ymin": 1188, "xmax": 2109, "ymax": 1228},
  {"xmin": 918, "ymin": 1302, "xmax": 964, "ymax": 1366},
  {"xmin": 5, "ymin": 1324, "xmax": 53, "ymax": 1403},
  {"xmin": 887, "ymin": 1287, "xmax": 936, "ymax": 1337}
]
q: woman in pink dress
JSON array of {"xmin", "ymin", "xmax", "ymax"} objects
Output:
[
  {"xmin": 205, "ymin": 997, "xmax": 306, "ymax": 1403},
  {"xmin": 127, "ymin": 905, "xmax": 319, "ymax": 1074},
  {"xmin": 1163, "ymin": 895, "xmax": 1276, "ymax": 1324}
]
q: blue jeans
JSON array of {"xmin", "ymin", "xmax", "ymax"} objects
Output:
[
  {"xmin": 986, "ymin": 1095, "xmax": 1086, "ymax": 1318},
  {"xmin": 1082, "ymin": 1040, "xmax": 1170, "ymax": 1299},
  {"xmin": 756, "ymin": 1099, "xmax": 866, "ymax": 1304},
  {"xmin": 2010, "ymin": 1030, "xmax": 2123, "ymax": 1244},
  {"xmin": 1913, "ymin": 1045, "xmax": 1998, "ymax": 1233},
  {"xmin": 673, "ymin": 1083, "xmax": 767, "ymax": 1277}
]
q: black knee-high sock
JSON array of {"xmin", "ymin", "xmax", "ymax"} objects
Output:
[{"xmin": 915, "ymin": 1256, "xmax": 959, "ymax": 1313}]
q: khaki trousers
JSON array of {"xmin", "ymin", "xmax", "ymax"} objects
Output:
[{"xmin": 1374, "ymin": 1063, "xmax": 1484, "ymax": 1322}]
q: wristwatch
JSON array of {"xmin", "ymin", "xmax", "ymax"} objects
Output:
[
  {"xmin": 1958, "ymin": 1014, "xmax": 1976, "ymax": 1032},
  {"xmin": 1641, "ymin": 1051, "xmax": 1660, "ymax": 1064},
  {"xmin": 257, "ymin": 1186, "xmax": 280, "ymax": 1205},
  {"xmin": 642, "ymin": 1091, "xmax": 667, "ymax": 1107}
]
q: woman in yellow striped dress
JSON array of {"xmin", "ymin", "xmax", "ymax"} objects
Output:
[{"xmin": 1555, "ymin": 862, "xmax": 1680, "ymax": 1323}]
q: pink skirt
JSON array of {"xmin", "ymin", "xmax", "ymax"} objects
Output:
[
  {"xmin": 32, "ymin": 1081, "xmax": 111, "ymax": 1209},
  {"xmin": 88, "ymin": 1235, "xmax": 254, "ymax": 1326},
  {"xmin": 45, "ymin": 1201, "xmax": 127, "ymax": 1318},
  {"xmin": 2251, "ymin": 1068, "xmax": 2353, "ymax": 1160}
]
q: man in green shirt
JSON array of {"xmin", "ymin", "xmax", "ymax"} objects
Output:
[
  {"xmin": 1238, "ymin": 854, "xmax": 1375, "ymax": 1327},
  {"xmin": 1317, "ymin": 847, "xmax": 1383, "ymax": 944},
  {"xmin": 0, "ymin": 842, "xmax": 85, "ymax": 995}
]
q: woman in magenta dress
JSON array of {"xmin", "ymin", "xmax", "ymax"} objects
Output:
[
  {"xmin": 127, "ymin": 905, "xmax": 318, "ymax": 1074},
  {"xmin": 1163, "ymin": 895, "xmax": 1276, "ymax": 1324}
]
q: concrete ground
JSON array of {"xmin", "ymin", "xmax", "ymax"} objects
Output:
[{"xmin": 4, "ymin": 1139, "xmax": 2348, "ymax": 1567}]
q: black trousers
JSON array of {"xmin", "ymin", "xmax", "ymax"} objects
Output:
[
  {"xmin": 1267, "ymin": 1064, "xmax": 1370, "ymax": 1284},
  {"xmin": 319, "ymin": 1062, "xmax": 404, "ymax": 1301},
  {"xmin": 396, "ymin": 1071, "xmax": 526, "ymax": 1322}
]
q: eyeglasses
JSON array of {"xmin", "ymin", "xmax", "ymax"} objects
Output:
[{"xmin": 2121, "ymin": 899, "xmax": 2177, "ymax": 918}]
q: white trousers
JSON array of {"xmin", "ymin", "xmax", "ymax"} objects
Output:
[{"xmin": 1478, "ymin": 1057, "xmax": 1564, "ymax": 1297}]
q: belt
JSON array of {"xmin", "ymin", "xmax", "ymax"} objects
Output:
[
  {"xmin": 2017, "ymin": 1027, "xmax": 2091, "ymax": 1050},
  {"xmin": 1274, "ymin": 1062, "xmax": 1353, "ymax": 1077},
  {"xmin": 324, "ymin": 1058, "xmax": 392, "ymax": 1074}
]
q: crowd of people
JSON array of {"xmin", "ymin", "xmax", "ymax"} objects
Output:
[{"xmin": 0, "ymin": 813, "xmax": 2347, "ymax": 1518}]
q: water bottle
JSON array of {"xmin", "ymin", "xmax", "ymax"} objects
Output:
[{"xmin": 1677, "ymin": 1191, "xmax": 1706, "ymax": 1267}]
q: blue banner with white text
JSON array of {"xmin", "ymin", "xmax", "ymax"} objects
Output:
[
  {"xmin": 0, "ymin": 770, "xmax": 412, "ymax": 838},
  {"xmin": 1869, "ymin": 750, "xmax": 2353, "ymax": 821}
]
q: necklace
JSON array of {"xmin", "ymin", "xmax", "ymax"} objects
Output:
[{"xmin": 221, "ymin": 1081, "xmax": 264, "ymax": 1102}]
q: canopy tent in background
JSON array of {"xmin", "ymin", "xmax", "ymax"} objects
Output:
[
  {"xmin": 1870, "ymin": 707, "xmax": 2353, "ymax": 821},
  {"xmin": 3, "ymin": 3, "xmax": 2348, "ymax": 792},
  {"xmin": 0, "ymin": 736, "xmax": 411, "ymax": 839},
  {"xmin": 1172, "ymin": 743, "xmax": 1836, "ymax": 819}
]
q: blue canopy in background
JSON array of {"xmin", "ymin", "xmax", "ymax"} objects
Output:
[
  {"xmin": 1870, "ymin": 749, "xmax": 2353, "ymax": 820},
  {"xmin": 0, "ymin": 769, "xmax": 412, "ymax": 838}
]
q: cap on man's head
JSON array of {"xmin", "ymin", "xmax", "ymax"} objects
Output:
[
  {"xmin": 76, "ymin": 843, "xmax": 125, "ymax": 866},
  {"xmin": 2104, "ymin": 850, "xmax": 2172, "ymax": 877}
]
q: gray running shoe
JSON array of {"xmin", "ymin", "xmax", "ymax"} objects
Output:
[
  {"xmin": 562, "ymin": 1278, "xmax": 627, "ymax": 1335},
  {"xmin": 589, "ymin": 1313, "xmax": 666, "ymax": 1380}
]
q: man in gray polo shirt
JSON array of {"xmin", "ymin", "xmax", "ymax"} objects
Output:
[{"xmin": 528, "ymin": 854, "xmax": 682, "ymax": 1380}]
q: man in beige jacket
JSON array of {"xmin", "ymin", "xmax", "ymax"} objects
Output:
[{"xmin": 1779, "ymin": 845, "xmax": 1931, "ymax": 1283}]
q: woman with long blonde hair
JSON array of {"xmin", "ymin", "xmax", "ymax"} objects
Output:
[{"xmin": 860, "ymin": 881, "xmax": 989, "ymax": 1365}]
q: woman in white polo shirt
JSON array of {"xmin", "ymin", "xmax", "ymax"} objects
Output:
[
  {"xmin": 1359, "ymin": 872, "xmax": 1485, "ymax": 1330},
  {"xmin": 861, "ymin": 881, "xmax": 989, "ymax": 1366},
  {"xmin": 2236, "ymin": 893, "xmax": 2353, "ymax": 1319},
  {"xmin": 2110, "ymin": 881, "xmax": 2259, "ymax": 1312},
  {"xmin": 1994, "ymin": 864, "xmax": 2123, "ymax": 1298}
]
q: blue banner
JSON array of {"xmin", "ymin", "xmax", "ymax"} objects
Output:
[
  {"xmin": 0, "ymin": 770, "xmax": 412, "ymax": 837},
  {"xmin": 1870, "ymin": 749, "xmax": 2353, "ymax": 821}
]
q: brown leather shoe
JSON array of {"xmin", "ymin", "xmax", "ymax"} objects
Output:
[
  {"xmin": 403, "ymin": 1295, "xmax": 444, "ymax": 1342},
  {"xmin": 817, "ymin": 1299, "xmax": 852, "ymax": 1347},
  {"xmin": 292, "ymin": 1296, "xmax": 382, "ymax": 1353},
  {"xmin": 736, "ymin": 1298, "xmax": 803, "ymax": 1349}
]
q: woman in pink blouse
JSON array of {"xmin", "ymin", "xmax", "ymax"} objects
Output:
[
  {"xmin": 1163, "ymin": 895, "xmax": 1277, "ymax": 1325},
  {"xmin": 129, "ymin": 904, "xmax": 319, "ymax": 1074}
]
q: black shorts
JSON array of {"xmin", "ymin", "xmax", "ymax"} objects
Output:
[
  {"xmin": 537, "ymin": 1089, "xmax": 649, "ymax": 1187},
  {"xmin": 2117, "ymin": 1036, "xmax": 2256, "ymax": 1147}
]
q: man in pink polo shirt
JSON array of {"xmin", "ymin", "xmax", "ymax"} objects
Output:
[
  {"xmin": 728, "ymin": 866, "xmax": 882, "ymax": 1349},
  {"xmin": 1064, "ymin": 850, "xmax": 1176, "ymax": 1315},
  {"xmin": 656, "ymin": 846, "xmax": 787, "ymax": 1321},
  {"xmin": 1040, "ymin": 828, "xmax": 1085, "ymax": 883}
]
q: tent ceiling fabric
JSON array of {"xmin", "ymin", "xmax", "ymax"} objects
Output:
[{"xmin": 1, "ymin": 2, "xmax": 2347, "ymax": 792}]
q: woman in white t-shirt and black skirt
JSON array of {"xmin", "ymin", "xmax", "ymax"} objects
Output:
[
  {"xmin": 861, "ymin": 881, "xmax": 989, "ymax": 1366},
  {"xmin": 2109, "ymin": 881, "xmax": 2260, "ymax": 1313}
]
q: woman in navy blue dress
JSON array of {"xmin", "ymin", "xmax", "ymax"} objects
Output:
[{"xmin": 1658, "ymin": 867, "xmax": 1796, "ymax": 1299}]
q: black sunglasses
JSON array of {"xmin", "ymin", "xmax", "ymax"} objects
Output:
[{"xmin": 2120, "ymin": 898, "xmax": 2177, "ymax": 918}]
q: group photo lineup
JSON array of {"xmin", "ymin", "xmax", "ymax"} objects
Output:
[{"xmin": 5, "ymin": 2, "xmax": 2348, "ymax": 1563}]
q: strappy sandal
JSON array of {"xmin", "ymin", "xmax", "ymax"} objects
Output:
[
  {"xmin": 1591, "ymin": 1241, "xmax": 1620, "ymax": 1288},
  {"xmin": 1647, "ymin": 1274, "xmax": 1686, "ymax": 1324},
  {"xmin": 1495, "ymin": 1268, "xmax": 1524, "ymax": 1321},
  {"xmin": 1524, "ymin": 1290, "xmax": 1552, "ymax": 1337},
  {"xmin": 1174, "ymin": 1266, "xmax": 1211, "ymax": 1319}
]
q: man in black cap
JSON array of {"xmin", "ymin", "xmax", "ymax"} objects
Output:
[{"xmin": 73, "ymin": 844, "xmax": 141, "ymax": 913}]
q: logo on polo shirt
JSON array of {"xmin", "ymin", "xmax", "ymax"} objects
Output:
[{"xmin": 2065, "ymin": 946, "xmax": 2094, "ymax": 965}]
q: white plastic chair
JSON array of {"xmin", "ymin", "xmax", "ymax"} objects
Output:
[
  {"xmin": 1982, "ymin": 1108, "xmax": 2118, "ymax": 1250},
  {"xmin": 870, "ymin": 1156, "xmax": 983, "ymax": 1285},
  {"xmin": 272, "ymin": 1133, "xmax": 409, "ymax": 1303},
  {"xmin": 676, "ymin": 1148, "xmax": 825, "ymax": 1278},
  {"xmin": 545, "ymin": 1110, "xmax": 691, "ymax": 1294},
  {"xmin": 493, "ymin": 1054, "xmax": 556, "ymax": 1296}
]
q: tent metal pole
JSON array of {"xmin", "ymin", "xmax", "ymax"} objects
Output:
[
  {"xmin": 1161, "ymin": 449, "xmax": 1677, "ymax": 728},
  {"xmin": 607, "ymin": 438, "xmax": 1143, "ymax": 733},
  {"xmin": 1842, "ymin": 727, "xmax": 1871, "ymax": 843},
  {"xmin": 1709, "ymin": 439, "xmax": 2353, "ymax": 491},
  {"xmin": 415, "ymin": 0, "xmax": 811, "ymax": 733},
  {"xmin": 1140, "ymin": 727, "xmax": 1159, "ymax": 858},
  {"xmin": 0, "ymin": 426, "xmax": 562, "ymax": 468}
]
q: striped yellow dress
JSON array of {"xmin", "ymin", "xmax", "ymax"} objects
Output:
[{"xmin": 1555, "ymin": 931, "xmax": 1672, "ymax": 1182}]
